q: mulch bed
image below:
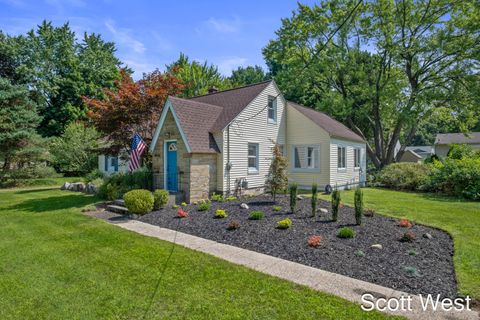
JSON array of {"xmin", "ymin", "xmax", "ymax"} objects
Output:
[{"xmin": 138, "ymin": 194, "xmax": 457, "ymax": 298}]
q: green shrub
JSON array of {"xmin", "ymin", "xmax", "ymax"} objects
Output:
[
  {"xmin": 225, "ymin": 196, "xmax": 237, "ymax": 201},
  {"xmin": 181, "ymin": 202, "xmax": 187, "ymax": 207},
  {"xmin": 377, "ymin": 163, "xmax": 430, "ymax": 190},
  {"xmin": 214, "ymin": 209, "xmax": 227, "ymax": 218},
  {"xmin": 197, "ymin": 201, "xmax": 211, "ymax": 211},
  {"xmin": 249, "ymin": 210, "xmax": 264, "ymax": 220},
  {"xmin": 277, "ymin": 218, "xmax": 292, "ymax": 229},
  {"xmin": 289, "ymin": 183, "xmax": 298, "ymax": 213},
  {"xmin": 123, "ymin": 189, "xmax": 154, "ymax": 215},
  {"xmin": 425, "ymin": 157, "xmax": 480, "ymax": 200},
  {"xmin": 96, "ymin": 168, "xmax": 153, "ymax": 200},
  {"xmin": 211, "ymin": 193, "xmax": 224, "ymax": 202},
  {"xmin": 172, "ymin": 204, "xmax": 179, "ymax": 209},
  {"xmin": 272, "ymin": 205, "xmax": 282, "ymax": 212},
  {"xmin": 105, "ymin": 183, "xmax": 119, "ymax": 201},
  {"xmin": 85, "ymin": 169, "xmax": 104, "ymax": 183},
  {"xmin": 354, "ymin": 187, "xmax": 363, "ymax": 225},
  {"xmin": 447, "ymin": 144, "xmax": 477, "ymax": 160},
  {"xmin": 331, "ymin": 189, "xmax": 341, "ymax": 222},
  {"xmin": 337, "ymin": 227, "xmax": 355, "ymax": 238},
  {"xmin": 153, "ymin": 189, "xmax": 169, "ymax": 209},
  {"xmin": 311, "ymin": 183, "xmax": 318, "ymax": 217}
]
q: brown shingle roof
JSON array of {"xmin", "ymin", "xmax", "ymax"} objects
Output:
[
  {"xmin": 288, "ymin": 101, "xmax": 365, "ymax": 143},
  {"xmin": 435, "ymin": 132, "xmax": 480, "ymax": 145},
  {"xmin": 190, "ymin": 80, "xmax": 272, "ymax": 131},
  {"xmin": 169, "ymin": 96, "xmax": 223, "ymax": 153}
]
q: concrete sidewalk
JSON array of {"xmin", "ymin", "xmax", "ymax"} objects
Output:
[{"xmin": 103, "ymin": 215, "xmax": 477, "ymax": 320}]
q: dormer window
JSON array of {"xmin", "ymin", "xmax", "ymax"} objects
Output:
[{"xmin": 267, "ymin": 96, "xmax": 277, "ymax": 123}]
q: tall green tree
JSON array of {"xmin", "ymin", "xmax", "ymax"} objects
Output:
[
  {"xmin": 229, "ymin": 65, "xmax": 270, "ymax": 86},
  {"xmin": 3, "ymin": 20, "xmax": 121, "ymax": 136},
  {"xmin": 264, "ymin": 0, "xmax": 480, "ymax": 168},
  {"xmin": 49, "ymin": 122, "xmax": 101, "ymax": 176},
  {"xmin": 167, "ymin": 53, "xmax": 232, "ymax": 97},
  {"xmin": 0, "ymin": 77, "xmax": 41, "ymax": 170}
]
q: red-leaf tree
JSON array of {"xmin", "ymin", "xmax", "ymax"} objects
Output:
[{"xmin": 84, "ymin": 68, "xmax": 183, "ymax": 153}]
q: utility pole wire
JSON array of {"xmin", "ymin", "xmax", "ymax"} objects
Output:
[{"xmin": 232, "ymin": 0, "xmax": 364, "ymax": 127}]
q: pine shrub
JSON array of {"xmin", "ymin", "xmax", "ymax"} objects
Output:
[
  {"xmin": 289, "ymin": 183, "xmax": 298, "ymax": 213},
  {"xmin": 331, "ymin": 189, "xmax": 341, "ymax": 221},
  {"xmin": 354, "ymin": 187, "xmax": 363, "ymax": 225},
  {"xmin": 311, "ymin": 183, "xmax": 318, "ymax": 217}
]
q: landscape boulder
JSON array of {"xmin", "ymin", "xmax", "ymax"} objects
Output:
[
  {"xmin": 371, "ymin": 244, "xmax": 383, "ymax": 249},
  {"xmin": 70, "ymin": 182, "xmax": 85, "ymax": 192},
  {"xmin": 84, "ymin": 182, "xmax": 97, "ymax": 194},
  {"xmin": 60, "ymin": 182, "xmax": 71, "ymax": 190},
  {"xmin": 423, "ymin": 233, "xmax": 433, "ymax": 239},
  {"xmin": 319, "ymin": 208, "xmax": 329, "ymax": 214},
  {"xmin": 240, "ymin": 203, "xmax": 249, "ymax": 209}
]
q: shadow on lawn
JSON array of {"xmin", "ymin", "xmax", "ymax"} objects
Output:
[{"xmin": 9, "ymin": 193, "xmax": 99, "ymax": 213}]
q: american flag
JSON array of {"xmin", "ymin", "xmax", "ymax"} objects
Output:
[{"xmin": 128, "ymin": 133, "xmax": 146, "ymax": 172}]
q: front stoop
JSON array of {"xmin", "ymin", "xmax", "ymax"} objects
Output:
[{"xmin": 111, "ymin": 219, "xmax": 478, "ymax": 320}]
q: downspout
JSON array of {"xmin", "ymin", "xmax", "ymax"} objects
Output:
[{"xmin": 226, "ymin": 125, "xmax": 231, "ymax": 195}]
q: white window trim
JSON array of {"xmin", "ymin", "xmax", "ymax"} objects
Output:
[
  {"xmin": 337, "ymin": 145, "xmax": 347, "ymax": 171},
  {"xmin": 267, "ymin": 96, "xmax": 277, "ymax": 124},
  {"xmin": 247, "ymin": 143, "xmax": 259, "ymax": 174},
  {"xmin": 292, "ymin": 144, "xmax": 320, "ymax": 173},
  {"xmin": 354, "ymin": 147, "xmax": 361, "ymax": 170}
]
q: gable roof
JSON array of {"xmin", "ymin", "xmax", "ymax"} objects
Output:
[
  {"xmin": 168, "ymin": 96, "xmax": 223, "ymax": 153},
  {"xmin": 435, "ymin": 132, "xmax": 480, "ymax": 145},
  {"xmin": 190, "ymin": 80, "xmax": 272, "ymax": 131},
  {"xmin": 288, "ymin": 101, "xmax": 365, "ymax": 143}
]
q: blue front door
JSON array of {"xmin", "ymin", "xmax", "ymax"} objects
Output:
[{"xmin": 166, "ymin": 141, "xmax": 178, "ymax": 192}]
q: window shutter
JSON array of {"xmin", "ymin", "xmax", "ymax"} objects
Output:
[
  {"xmin": 314, "ymin": 147, "xmax": 320, "ymax": 168},
  {"xmin": 114, "ymin": 157, "xmax": 118, "ymax": 172},
  {"xmin": 104, "ymin": 156, "xmax": 108, "ymax": 171}
]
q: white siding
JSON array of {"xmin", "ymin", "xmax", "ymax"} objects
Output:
[
  {"xmin": 329, "ymin": 139, "xmax": 366, "ymax": 188},
  {"xmin": 98, "ymin": 154, "xmax": 129, "ymax": 175},
  {"xmin": 219, "ymin": 82, "xmax": 286, "ymax": 192},
  {"xmin": 286, "ymin": 106, "xmax": 330, "ymax": 188}
]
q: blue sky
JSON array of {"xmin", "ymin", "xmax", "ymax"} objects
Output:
[{"xmin": 0, "ymin": 0, "xmax": 316, "ymax": 78}]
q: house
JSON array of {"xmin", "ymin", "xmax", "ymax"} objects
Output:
[
  {"xmin": 434, "ymin": 132, "xmax": 480, "ymax": 157},
  {"xmin": 149, "ymin": 80, "xmax": 366, "ymax": 202},
  {"xmin": 98, "ymin": 154, "xmax": 128, "ymax": 175},
  {"xmin": 399, "ymin": 146, "xmax": 434, "ymax": 163}
]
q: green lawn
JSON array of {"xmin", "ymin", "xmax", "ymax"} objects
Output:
[
  {"xmin": 0, "ymin": 187, "xmax": 396, "ymax": 320},
  {"xmin": 317, "ymin": 188, "xmax": 480, "ymax": 299}
]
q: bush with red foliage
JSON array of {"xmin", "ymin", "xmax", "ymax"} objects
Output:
[
  {"xmin": 399, "ymin": 219, "xmax": 413, "ymax": 228},
  {"xmin": 307, "ymin": 235, "xmax": 322, "ymax": 248},
  {"xmin": 400, "ymin": 231, "xmax": 416, "ymax": 242},
  {"xmin": 177, "ymin": 208, "xmax": 188, "ymax": 218}
]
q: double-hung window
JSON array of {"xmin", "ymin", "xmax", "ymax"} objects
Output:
[
  {"xmin": 293, "ymin": 145, "xmax": 319, "ymax": 171},
  {"xmin": 267, "ymin": 96, "xmax": 277, "ymax": 123},
  {"xmin": 354, "ymin": 148, "xmax": 361, "ymax": 169},
  {"xmin": 248, "ymin": 143, "xmax": 259, "ymax": 173},
  {"xmin": 337, "ymin": 146, "xmax": 346, "ymax": 169}
]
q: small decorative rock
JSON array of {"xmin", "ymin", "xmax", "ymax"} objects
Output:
[
  {"xmin": 423, "ymin": 233, "xmax": 433, "ymax": 239},
  {"xmin": 319, "ymin": 208, "xmax": 328, "ymax": 214},
  {"xmin": 296, "ymin": 195, "xmax": 304, "ymax": 200},
  {"xmin": 371, "ymin": 244, "xmax": 383, "ymax": 249},
  {"xmin": 60, "ymin": 182, "xmax": 71, "ymax": 190},
  {"xmin": 84, "ymin": 182, "xmax": 97, "ymax": 194},
  {"xmin": 240, "ymin": 203, "xmax": 249, "ymax": 209}
]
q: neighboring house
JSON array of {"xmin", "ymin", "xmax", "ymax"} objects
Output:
[
  {"xmin": 150, "ymin": 80, "xmax": 366, "ymax": 202},
  {"xmin": 399, "ymin": 146, "xmax": 434, "ymax": 163},
  {"xmin": 434, "ymin": 132, "xmax": 480, "ymax": 157},
  {"xmin": 98, "ymin": 154, "xmax": 128, "ymax": 175}
]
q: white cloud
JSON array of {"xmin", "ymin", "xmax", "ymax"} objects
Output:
[
  {"xmin": 151, "ymin": 31, "xmax": 174, "ymax": 52},
  {"xmin": 217, "ymin": 57, "xmax": 248, "ymax": 75},
  {"xmin": 206, "ymin": 17, "xmax": 240, "ymax": 33},
  {"xmin": 104, "ymin": 19, "xmax": 145, "ymax": 54}
]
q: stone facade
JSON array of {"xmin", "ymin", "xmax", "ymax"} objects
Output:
[
  {"xmin": 152, "ymin": 110, "xmax": 218, "ymax": 203},
  {"xmin": 189, "ymin": 154, "xmax": 217, "ymax": 201}
]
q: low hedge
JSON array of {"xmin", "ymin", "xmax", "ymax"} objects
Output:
[
  {"xmin": 123, "ymin": 189, "xmax": 154, "ymax": 215},
  {"xmin": 376, "ymin": 163, "xmax": 430, "ymax": 191}
]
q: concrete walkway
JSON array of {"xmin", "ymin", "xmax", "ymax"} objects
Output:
[{"xmin": 99, "ymin": 214, "xmax": 477, "ymax": 320}]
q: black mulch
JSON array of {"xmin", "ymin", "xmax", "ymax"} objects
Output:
[{"xmin": 138, "ymin": 194, "xmax": 457, "ymax": 298}]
